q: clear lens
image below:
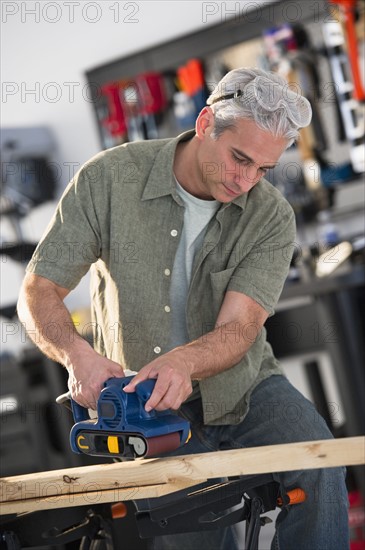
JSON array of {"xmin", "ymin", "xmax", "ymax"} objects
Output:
[
  {"xmin": 209, "ymin": 75, "xmax": 312, "ymax": 128},
  {"xmin": 250, "ymin": 76, "xmax": 312, "ymax": 127}
]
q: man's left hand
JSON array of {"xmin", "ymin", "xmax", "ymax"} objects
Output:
[{"xmin": 123, "ymin": 350, "xmax": 193, "ymax": 411}]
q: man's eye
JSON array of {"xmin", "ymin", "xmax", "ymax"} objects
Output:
[{"xmin": 232, "ymin": 153, "xmax": 249, "ymax": 165}]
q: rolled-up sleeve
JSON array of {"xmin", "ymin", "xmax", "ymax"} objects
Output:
[
  {"xmin": 26, "ymin": 158, "xmax": 103, "ymax": 290},
  {"xmin": 227, "ymin": 202, "xmax": 296, "ymax": 316}
]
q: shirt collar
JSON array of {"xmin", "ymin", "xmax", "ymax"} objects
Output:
[
  {"xmin": 141, "ymin": 129, "xmax": 248, "ymax": 211},
  {"xmin": 141, "ymin": 130, "xmax": 194, "ymax": 202}
]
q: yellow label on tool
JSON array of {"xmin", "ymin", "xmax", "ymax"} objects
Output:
[
  {"xmin": 107, "ymin": 435, "xmax": 119, "ymax": 454},
  {"xmin": 77, "ymin": 435, "xmax": 89, "ymax": 450}
]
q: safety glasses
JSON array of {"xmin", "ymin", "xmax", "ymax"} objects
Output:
[{"xmin": 209, "ymin": 75, "xmax": 312, "ymax": 128}]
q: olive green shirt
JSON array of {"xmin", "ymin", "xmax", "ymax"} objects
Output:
[{"xmin": 27, "ymin": 130, "xmax": 295, "ymax": 425}]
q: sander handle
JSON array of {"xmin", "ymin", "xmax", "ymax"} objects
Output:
[
  {"xmin": 71, "ymin": 399, "xmax": 90, "ymax": 423},
  {"xmin": 134, "ymin": 378, "xmax": 156, "ymax": 403},
  {"xmin": 68, "ymin": 376, "xmax": 158, "ymax": 423}
]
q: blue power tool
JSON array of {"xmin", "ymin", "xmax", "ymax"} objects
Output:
[{"xmin": 65, "ymin": 376, "xmax": 191, "ymax": 459}]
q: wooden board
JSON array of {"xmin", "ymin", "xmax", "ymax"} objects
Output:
[
  {"xmin": 1, "ymin": 436, "xmax": 364, "ymax": 515},
  {"xmin": 0, "ymin": 481, "xmax": 200, "ymax": 516}
]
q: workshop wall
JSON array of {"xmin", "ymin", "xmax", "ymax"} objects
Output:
[
  {"xmin": 2, "ymin": 1, "xmax": 242, "ymax": 186},
  {"xmin": 1, "ymin": 1, "xmax": 236, "ymax": 316}
]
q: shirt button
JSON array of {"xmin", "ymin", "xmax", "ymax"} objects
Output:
[
  {"xmin": 153, "ymin": 346, "xmax": 161, "ymax": 354},
  {"xmin": 164, "ymin": 268, "xmax": 171, "ymax": 276},
  {"xmin": 170, "ymin": 229, "xmax": 178, "ymax": 237},
  {"xmin": 164, "ymin": 305, "xmax": 171, "ymax": 313}
]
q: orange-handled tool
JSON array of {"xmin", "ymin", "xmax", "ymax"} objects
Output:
[{"xmin": 277, "ymin": 487, "xmax": 307, "ymax": 506}]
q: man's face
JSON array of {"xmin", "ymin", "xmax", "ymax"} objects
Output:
[{"xmin": 195, "ymin": 109, "xmax": 288, "ymax": 202}]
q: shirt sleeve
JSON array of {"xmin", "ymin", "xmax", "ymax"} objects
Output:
[
  {"xmin": 227, "ymin": 202, "xmax": 296, "ymax": 316},
  {"xmin": 26, "ymin": 159, "xmax": 103, "ymax": 290}
]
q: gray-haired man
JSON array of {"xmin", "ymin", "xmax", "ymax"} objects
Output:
[{"xmin": 18, "ymin": 68, "xmax": 349, "ymax": 549}]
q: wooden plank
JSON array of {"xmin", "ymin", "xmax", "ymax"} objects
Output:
[
  {"xmin": 0, "ymin": 480, "xmax": 200, "ymax": 516},
  {"xmin": 1, "ymin": 437, "xmax": 364, "ymax": 516}
]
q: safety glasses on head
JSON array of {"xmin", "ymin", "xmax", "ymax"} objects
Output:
[{"xmin": 209, "ymin": 75, "xmax": 312, "ymax": 128}]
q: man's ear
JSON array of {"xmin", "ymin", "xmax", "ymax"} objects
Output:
[{"xmin": 195, "ymin": 106, "xmax": 214, "ymax": 140}]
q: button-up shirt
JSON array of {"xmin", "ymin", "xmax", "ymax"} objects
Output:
[{"xmin": 27, "ymin": 130, "xmax": 296, "ymax": 425}]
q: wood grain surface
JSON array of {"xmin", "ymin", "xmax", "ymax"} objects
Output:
[{"xmin": 1, "ymin": 436, "xmax": 364, "ymax": 515}]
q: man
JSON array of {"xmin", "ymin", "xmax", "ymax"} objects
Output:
[{"xmin": 17, "ymin": 68, "xmax": 349, "ymax": 549}]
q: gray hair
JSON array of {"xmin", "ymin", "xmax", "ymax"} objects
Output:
[{"xmin": 206, "ymin": 67, "xmax": 312, "ymax": 148}]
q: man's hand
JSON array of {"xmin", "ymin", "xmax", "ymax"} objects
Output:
[
  {"xmin": 66, "ymin": 346, "xmax": 124, "ymax": 409},
  {"xmin": 123, "ymin": 291, "xmax": 268, "ymax": 413},
  {"xmin": 17, "ymin": 274, "xmax": 124, "ymax": 410},
  {"xmin": 123, "ymin": 350, "xmax": 193, "ymax": 412}
]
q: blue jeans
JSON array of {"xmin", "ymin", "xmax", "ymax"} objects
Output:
[{"xmin": 142, "ymin": 375, "xmax": 349, "ymax": 550}]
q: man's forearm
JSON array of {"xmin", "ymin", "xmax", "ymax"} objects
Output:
[
  {"xmin": 124, "ymin": 290, "xmax": 268, "ymax": 411},
  {"xmin": 17, "ymin": 275, "xmax": 90, "ymax": 367},
  {"xmin": 17, "ymin": 274, "xmax": 125, "ymax": 409},
  {"xmin": 182, "ymin": 319, "xmax": 261, "ymax": 380},
  {"xmin": 124, "ymin": 318, "xmax": 263, "ymax": 411},
  {"xmin": 180, "ymin": 289, "xmax": 268, "ymax": 381}
]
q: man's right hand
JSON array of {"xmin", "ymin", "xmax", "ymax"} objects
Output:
[
  {"xmin": 17, "ymin": 274, "xmax": 124, "ymax": 410},
  {"xmin": 66, "ymin": 344, "xmax": 124, "ymax": 410}
]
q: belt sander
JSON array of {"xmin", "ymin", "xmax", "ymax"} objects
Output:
[{"xmin": 65, "ymin": 376, "xmax": 191, "ymax": 459}]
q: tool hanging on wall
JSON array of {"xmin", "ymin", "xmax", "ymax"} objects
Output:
[
  {"xmin": 263, "ymin": 24, "xmax": 325, "ymax": 192},
  {"xmin": 177, "ymin": 59, "xmax": 207, "ymax": 113},
  {"xmin": 174, "ymin": 59, "xmax": 208, "ymax": 129},
  {"xmin": 100, "ymin": 73, "xmax": 167, "ymax": 144},
  {"xmin": 136, "ymin": 72, "xmax": 167, "ymax": 117},
  {"xmin": 329, "ymin": 0, "xmax": 365, "ymax": 102},
  {"xmin": 322, "ymin": 11, "xmax": 365, "ymax": 173},
  {"xmin": 122, "ymin": 72, "xmax": 167, "ymax": 141},
  {"xmin": 121, "ymin": 80, "xmax": 147, "ymax": 141},
  {"xmin": 100, "ymin": 82, "xmax": 128, "ymax": 146},
  {"xmin": 290, "ymin": 23, "xmax": 329, "ymax": 153}
]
